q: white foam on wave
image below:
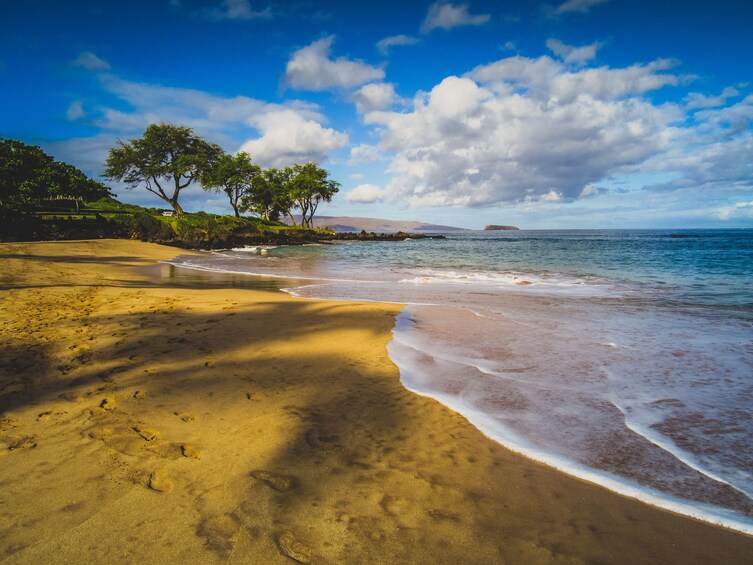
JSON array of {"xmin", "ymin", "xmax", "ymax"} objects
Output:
[
  {"xmin": 398, "ymin": 269, "xmax": 617, "ymax": 297},
  {"xmin": 161, "ymin": 258, "xmax": 356, "ymax": 284},
  {"xmin": 387, "ymin": 306, "xmax": 753, "ymax": 536},
  {"xmin": 229, "ymin": 245, "xmax": 278, "ymax": 254},
  {"xmin": 161, "ymin": 259, "xmax": 306, "ymax": 281},
  {"xmin": 608, "ymin": 391, "xmax": 753, "ymax": 501}
]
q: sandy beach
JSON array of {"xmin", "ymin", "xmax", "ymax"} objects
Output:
[{"xmin": 1, "ymin": 239, "xmax": 752, "ymax": 564}]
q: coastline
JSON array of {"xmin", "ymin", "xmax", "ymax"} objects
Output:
[{"xmin": 1, "ymin": 240, "xmax": 752, "ymax": 563}]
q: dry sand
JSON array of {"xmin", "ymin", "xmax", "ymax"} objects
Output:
[{"xmin": 1, "ymin": 239, "xmax": 752, "ymax": 564}]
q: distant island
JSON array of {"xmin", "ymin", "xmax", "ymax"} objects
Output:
[
  {"xmin": 484, "ymin": 225, "xmax": 520, "ymax": 230},
  {"xmin": 284, "ymin": 215, "xmax": 466, "ymax": 233}
]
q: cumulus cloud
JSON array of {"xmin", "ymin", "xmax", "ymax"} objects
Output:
[
  {"xmin": 284, "ymin": 36, "xmax": 384, "ymax": 91},
  {"xmin": 66, "ymin": 100, "xmax": 85, "ymax": 121},
  {"xmin": 345, "ymin": 184, "xmax": 387, "ymax": 204},
  {"xmin": 364, "ymin": 56, "xmax": 685, "ymax": 207},
  {"xmin": 467, "ymin": 56, "xmax": 679, "ymax": 103},
  {"xmin": 548, "ymin": 0, "xmax": 609, "ymax": 16},
  {"xmin": 55, "ymin": 73, "xmax": 348, "ymax": 188},
  {"xmin": 205, "ymin": 0, "xmax": 272, "ymax": 20},
  {"xmin": 420, "ymin": 2, "xmax": 490, "ymax": 34},
  {"xmin": 685, "ymin": 86, "xmax": 740, "ymax": 110},
  {"xmin": 72, "ymin": 51, "xmax": 110, "ymax": 72},
  {"xmin": 353, "ymin": 83, "xmax": 399, "ymax": 113},
  {"xmin": 348, "ymin": 144, "xmax": 385, "ymax": 166},
  {"xmin": 713, "ymin": 200, "xmax": 753, "ymax": 220},
  {"xmin": 239, "ymin": 109, "xmax": 348, "ymax": 168},
  {"xmin": 377, "ymin": 34, "xmax": 419, "ymax": 55},
  {"xmin": 546, "ymin": 38, "xmax": 601, "ymax": 65},
  {"xmin": 95, "ymin": 75, "xmax": 284, "ymax": 137}
]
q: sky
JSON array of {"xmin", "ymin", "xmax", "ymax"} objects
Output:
[{"xmin": 1, "ymin": 0, "xmax": 752, "ymax": 229}]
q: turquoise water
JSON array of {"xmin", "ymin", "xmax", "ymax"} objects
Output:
[{"xmin": 167, "ymin": 229, "xmax": 753, "ymax": 532}]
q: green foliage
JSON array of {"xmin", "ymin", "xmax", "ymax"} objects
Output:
[
  {"xmin": 200, "ymin": 152, "xmax": 261, "ymax": 217},
  {"xmin": 0, "ymin": 138, "xmax": 111, "ymax": 207},
  {"xmin": 288, "ymin": 162, "xmax": 340, "ymax": 228},
  {"xmin": 102, "ymin": 124, "xmax": 340, "ymax": 228},
  {"xmin": 112, "ymin": 211, "xmax": 174, "ymax": 240},
  {"xmin": 85, "ymin": 196, "xmax": 154, "ymax": 214},
  {"xmin": 241, "ymin": 166, "xmax": 293, "ymax": 223},
  {"xmin": 104, "ymin": 124, "xmax": 223, "ymax": 215}
]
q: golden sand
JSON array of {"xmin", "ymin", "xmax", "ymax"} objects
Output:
[{"xmin": 1, "ymin": 239, "xmax": 752, "ymax": 563}]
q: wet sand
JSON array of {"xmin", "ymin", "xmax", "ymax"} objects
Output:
[{"xmin": 1, "ymin": 239, "xmax": 752, "ymax": 564}]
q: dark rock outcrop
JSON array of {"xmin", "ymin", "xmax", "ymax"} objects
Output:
[{"xmin": 483, "ymin": 225, "xmax": 520, "ymax": 231}]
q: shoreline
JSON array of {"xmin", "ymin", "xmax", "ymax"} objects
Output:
[
  {"xmin": 165, "ymin": 254, "xmax": 753, "ymax": 533},
  {"xmin": 2, "ymin": 239, "xmax": 753, "ymax": 563},
  {"xmin": 388, "ymin": 307, "xmax": 753, "ymax": 536}
]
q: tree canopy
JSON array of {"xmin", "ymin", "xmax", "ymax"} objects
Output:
[
  {"xmin": 200, "ymin": 152, "xmax": 261, "ymax": 218},
  {"xmin": 0, "ymin": 138, "xmax": 110, "ymax": 207},
  {"xmin": 242, "ymin": 166, "xmax": 294, "ymax": 223},
  {"xmin": 104, "ymin": 124, "xmax": 222, "ymax": 215},
  {"xmin": 102, "ymin": 124, "xmax": 339, "ymax": 225},
  {"xmin": 288, "ymin": 162, "xmax": 340, "ymax": 228}
]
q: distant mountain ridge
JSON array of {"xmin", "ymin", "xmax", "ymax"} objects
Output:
[{"xmin": 284, "ymin": 215, "xmax": 466, "ymax": 233}]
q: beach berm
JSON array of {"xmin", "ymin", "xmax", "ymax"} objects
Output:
[{"xmin": 1, "ymin": 239, "xmax": 751, "ymax": 563}]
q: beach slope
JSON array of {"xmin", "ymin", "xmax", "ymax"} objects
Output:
[{"xmin": 1, "ymin": 240, "xmax": 751, "ymax": 563}]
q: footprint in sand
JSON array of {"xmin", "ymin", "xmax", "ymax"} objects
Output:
[
  {"xmin": 197, "ymin": 514, "xmax": 241, "ymax": 556},
  {"xmin": 133, "ymin": 390, "xmax": 147, "ymax": 400},
  {"xmin": 277, "ymin": 531, "xmax": 312, "ymax": 563},
  {"xmin": 4, "ymin": 436, "xmax": 37, "ymax": 451},
  {"xmin": 148, "ymin": 469, "xmax": 174, "ymax": 493},
  {"xmin": 181, "ymin": 443, "xmax": 202, "ymax": 459},
  {"xmin": 173, "ymin": 411, "xmax": 195, "ymax": 422},
  {"xmin": 251, "ymin": 470, "xmax": 296, "ymax": 492},
  {"xmin": 132, "ymin": 425, "xmax": 159, "ymax": 441},
  {"xmin": 100, "ymin": 397, "xmax": 117, "ymax": 411}
]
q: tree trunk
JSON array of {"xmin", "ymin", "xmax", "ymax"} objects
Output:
[{"xmin": 170, "ymin": 199, "xmax": 185, "ymax": 216}]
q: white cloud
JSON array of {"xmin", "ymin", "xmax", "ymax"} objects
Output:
[
  {"xmin": 348, "ymin": 144, "xmax": 385, "ymax": 166},
  {"xmin": 53, "ymin": 73, "xmax": 348, "ymax": 187},
  {"xmin": 421, "ymin": 2, "xmax": 491, "ymax": 34},
  {"xmin": 549, "ymin": 0, "xmax": 609, "ymax": 16},
  {"xmin": 693, "ymin": 94, "xmax": 753, "ymax": 134},
  {"xmin": 95, "ymin": 75, "xmax": 284, "ymax": 138},
  {"xmin": 239, "ymin": 109, "xmax": 348, "ymax": 168},
  {"xmin": 205, "ymin": 0, "xmax": 272, "ymax": 20},
  {"xmin": 467, "ymin": 56, "xmax": 679, "ymax": 103},
  {"xmin": 72, "ymin": 51, "xmax": 110, "ymax": 72},
  {"xmin": 284, "ymin": 36, "xmax": 384, "ymax": 91},
  {"xmin": 353, "ymin": 83, "xmax": 399, "ymax": 113},
  {"xmin": 345, "ymin": 184, "xmax": 387, "ymax": 204},
  {"xmin": 377, "ymin": 34, "xmax": 419, "ymax": 55},
  {"xmin": 712, "ymin": 201, "xmax": 753, "ymax": 220},
  {"xmin": 66, "ymin": 100, "xmax": 85, "ymax": 121},
  {"xmin": 685, "ymin": 86, "xmax": 740, "ymax": 110},
  {"xmin": 546, "ymin": 38, "xmax": 601, "ymax": 65},
  {"xmin": 365, "ymin": 55, "xmax": 685, "ymax": 207}
]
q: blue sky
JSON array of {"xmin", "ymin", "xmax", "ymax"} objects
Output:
[{"xmin": 2, "ymin": 0, "xmax": 752, "ymax": 228}]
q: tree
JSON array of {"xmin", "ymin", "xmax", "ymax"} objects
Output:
[
  {"xmin": 103, "ymin": 124, "xmax": 222, "ymax": 215},
  {"xmin": 0, "ymin": 138, "xmax": 111, "ymax": 207},
  {"xmin": 200, "ymin": 152, "xmax": 261, "ymax": 218},
  {"xmin": 47, "ymin": 161, "xmax": 110, "ymax": 209},
  {"xmin": 241, "ymin": 166, "xmax": 293, "ymax": 223},
  {"xmin": 0, "ymin": 139, "xmax": 54, "ymax": 205},
  {"xmin": 289, "ymin": 162, "xmax": 340, "ymax": 228}
]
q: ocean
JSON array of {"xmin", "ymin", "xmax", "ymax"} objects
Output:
[{"xmin": 163, "ymin": 229, "xmax": 753, "ymax": 533}]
